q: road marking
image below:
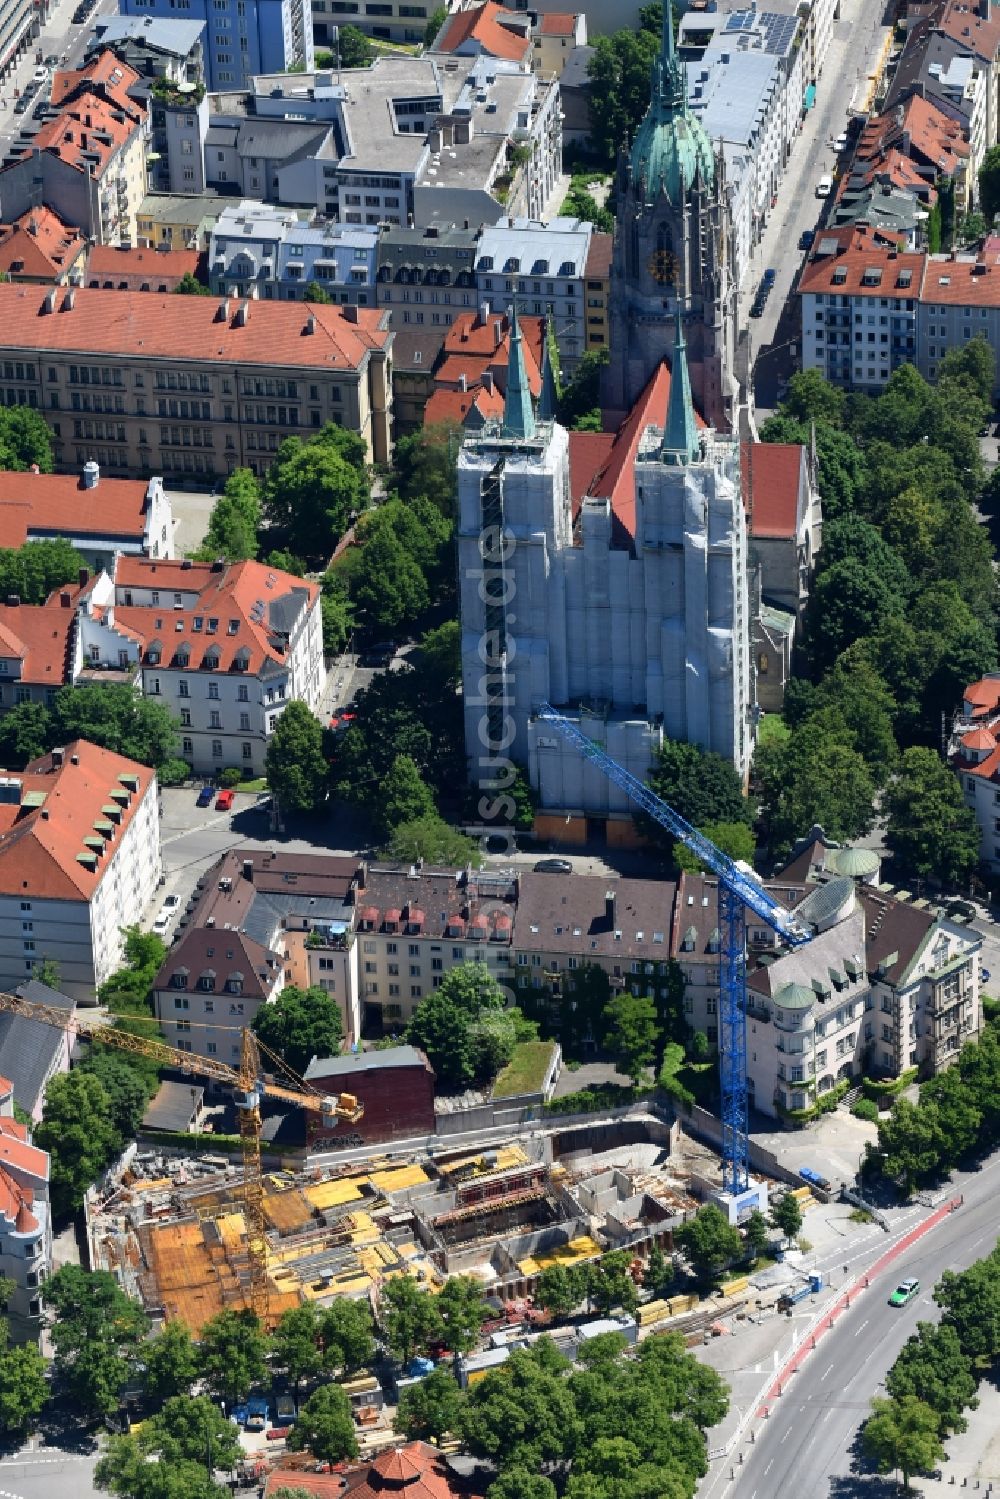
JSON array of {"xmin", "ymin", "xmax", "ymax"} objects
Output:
[
  {"xmin": 821, "ymin": 1363, "xmax": 835, "ymax": 1381},
  {"xmin": 821, "ymin": 1410, "xmax": 832, "ymax": 1423},
  {"xmin": 854, "ymin": 1319, "xmax": 869, "ymax": 1337},
  {"xmin": 781, "ymin": 1429, "xmax": 791, "ymax": 1444},
  {"xmin": 765, "ymin": 1461, "xmax": 774, "ymax": 1475}
]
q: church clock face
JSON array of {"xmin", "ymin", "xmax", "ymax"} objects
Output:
[{"xmin": 647, "ymin": 248, "xmax": 677, "ymax": 285}]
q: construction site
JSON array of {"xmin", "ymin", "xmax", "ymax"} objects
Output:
[{"xmin": 85, "ymin": 1113, "xmax": 728, "ymax": 1332}]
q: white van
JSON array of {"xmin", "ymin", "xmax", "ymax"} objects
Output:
[{"xmin": 816, "ymin": 174, "xmax": 833, "ymax": 198}]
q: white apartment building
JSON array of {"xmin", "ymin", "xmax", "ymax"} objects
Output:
[
  {"xmin": 0, "ymin": 741, "xmax": 161, "ymax": 1002},
  {"xmin": 680, "ymin": 872, "xmax": 980, "ymax": 1117},
  {"xmin": 951, "ymin": 673, "xmax": 1000, "ymax": 871},
  {"xmin": 74, "ymin": 556, "xmax": 324, "ymax": 777},
  {"xmin": 475, "ymin": 216, "xmax": 592, "ymax": 371},
  {"xmin": 209, "ymin": 201, "xmax": 378, "ymax": 303},
  {"xmin": 0, "ymin": 1080, "xmax": 50, "ymax": 1343}
]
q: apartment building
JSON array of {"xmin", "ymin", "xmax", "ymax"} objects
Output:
[
  {"xmin": 583, "ymin": 230, "xmax": 611, "ymax": 354},
  {"xmin": 85, "ymin": 555, "xmax": 323, "ymax": 777},
  {"xmin": 154, "ymin": 926, "xmax": 284, "ymax": 1067},
  {"xmin": 434, "ymin": 3, "xmax": 532, "ymax": 65},
  {"xmin": 120, "ymin": 0, "xmax": 312, "ymax": 90},
  {"xmin": 355, "ymin": 865, "xmax": 517, "ymax": 1030},
  {"xmin": 533, "ymin": 12, "xmax": 587, "ymax": 78},
  {"xmin": 136, "ymin": 191, "xmax": 225, "ymax": 250},
  {"xmin": 311, "ymin": 0, "xmax": 436, "ymax": 49},
  {"xmin": 0, "ymin": 283, "xmax": 393, "ymax": 477},
  {"xmin": 799, "ymin": 230, "xmax": 1000, "ymax": 394},
  {"xmin": 376, "ymin": 220, "xmax": 480, "ymax": 333},
  {"xmin": 475, "ymin": 216, "xmax": 592, "ymax": 371},
  {"xmin": 2, "ymin": 52, "xmax": 149, "ymax": 249},
  {"xmin": 886, "ymin": 25, "xmax": 990, "ymax": 186},
  {"xmin": 90, "ymin": 15, "xmax": 207, "ymax": 85},
  {"xmin": 0, "ymin": 741, "xmax": 161, "ymax": 1001},
  {"xmin": 422, "ymin": 304, "xmax": 546, "ymax": 429},
  {"xmin": 0, "ymin": 1080, "xmax": 50, "ymax": 1343},
  {"xmin": 209, "ymin": 201, "xmax": 378, "ymax": 304},
  {"xmin": 0, "ymin": 463, "xmax": 171, "ymax": 568},
  {"xmin": 165, "ymin": 847, "xmax": 365, "ymax": 1043},
  {"xmin": 85, "ymin": 244, "xmax": 202, "ymax": 292}
]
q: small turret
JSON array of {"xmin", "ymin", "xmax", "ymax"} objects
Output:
[{"xmin": 662, "ymin": 305, "xmax": 700, "ymax": 467}]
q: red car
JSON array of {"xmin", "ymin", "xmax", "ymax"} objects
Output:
[
  {"xmin": 329, "ymin": 712, "xmax": 357, "ymax": 733},
  {"xmin": 215, "ymin": 788, "xmax": 235, "ymax": 811}
]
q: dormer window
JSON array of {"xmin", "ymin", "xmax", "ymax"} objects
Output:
[{"xmin": 171, "ymin": 970, "xmax": 188, "ymax": 989}]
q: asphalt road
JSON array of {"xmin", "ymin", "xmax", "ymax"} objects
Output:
[
  {"xmin": 0, "ymin": 0, "xmax": 116, "ymax": 161},
  {"xmin": 0, "ymin": 1450, "xmax": 100, "ymax": 1499},
  {"xmin": 742, "ymin": 1, "xmax": 893, "ymax": 407},
  {"xmin": 716, "ymin": 1153, "xmax": 1000, "ymax": 1499}
]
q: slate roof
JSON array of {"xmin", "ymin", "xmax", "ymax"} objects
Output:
[{"xmin": 0, "ymin": 980, "xmax": 72, "ymax": 1115}]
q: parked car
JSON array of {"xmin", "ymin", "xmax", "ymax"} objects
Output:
[
  {"xmin": 534, "ymin": 858, "xmax": 573, "ymax": 874},
  {"xmin": 798, "ymin": 229, "xmax": 815, "ymax": 251},
  {"xmin": 215, "ymin": 788, "xmax": 235, "ymax": 811},
  {"xmin": 749, "ymin": 297, "xmax": 765, "ymax": 318},
  {"xmin": 830, "ymin": 133, "xmax": 848, "ymax": 152},
  {"xmin": 762, "ymin": 267, "xmax": 776, "ymax": 286},
  {"xmin": 196, "ymin": 785, "xmax": 214, "ymax": 807},
  {"xmin": 329, "ymin": 712, "xmax": 357, "ymax": 732},
  {"xmin": 888, "ymin": 1277, "xmax": 920, "ymax": 1307},
  {"xmin": 164, "ymin": 893, "xmax": 180, "ymax": 909},
  {"xmin": 816, "ymin": 174, "xmax": 833, "ymax": 198}
]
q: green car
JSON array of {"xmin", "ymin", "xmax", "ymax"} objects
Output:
[{"xmin": 888, "ymin": 1278, "xmax": 920, "ymax": 1307}]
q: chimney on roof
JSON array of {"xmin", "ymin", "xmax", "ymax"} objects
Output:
[
  {"xmin": 41, "ymin": 289, "xmax": 56, "ymax": 315},
  {"xmin": 51, "ymin": 747, "xmax": 64, "ymax": 767},
  {"xmin": 243, "ymin": 858, "xmax": 253, "ymax": 882},
  {"xmin": 59, "ymin": 589, "xmax": 71, "ymax": 608},
  {"xmin": 215, "ymin": 297, "xmax": 230, "ymax": 322},
  {"xmin": 62, "ymin": 288, "xmax": 75, "ymax": 311},
  {"xmin": 494, "ymin": 318, "xmax": 503, "ymax": 349},
  {"xmin": 233, "ymin": 298, "xmax": 250, "ymax": 326},
  {"xmin": 29, "ymin": 464, "xmax": 39, "ymax": 475},
  {"xmin": 482, "ymin": 370, "xmax": 494, "ymax": 393},
  {"xmin": 605, "ymin": 889, "xmax": 616, "ymax": 927},
  {"xmin": 458, "ymin": 372, "xmax": 467, "ymax": 391},
  {"xmin": 304, "ymin": 314, "xmax": 316, "ymax": 334},
  {"xmin": 5, "ymin": 595, "xmax": 19, "ymax": 607},
  {"xmin": 70, "ymin": 753, "xmax": 79, "ymax": 765},
  {"xmin": 343, "ymin": 304, "xmax": 358, "ymax": 323},
  {"xmin": 478, "ymin": 299, "xmax": 489, "ymax": 326},
  {"xmin": 27, "ymin": 217, "xmax": 37, "ymax": 236},
  {"xmin": 78, "ymin": 567, "xmax": 88, "ymax": 587},
  {"xmin": 82, "ymin": 459, "xmax": 99, "ymax": 489}
]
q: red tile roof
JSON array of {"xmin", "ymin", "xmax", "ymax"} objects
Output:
[
  {"xmin": 113, "ymin": 557, "xmax": 320, "ymax": 676},
  {"xmin": 0, "ymin": 206, "xmax": 86, "ymax": 281},
  {"xmin": 922, "ymin": 257, "xmax": 1000, "ymax": 306},
  {"xmin": 31, "ymin": 52, "xmax": 146, "ymax": 181},
  {"xmin": 0, "ymin": 468, "xmax": 154, "ymax": 549},
  {"xmin": 857, "ymin": 94, "xmax": 968, "ymax": 182},
  {"xmin": 961, "ymin": 727, "xmax": 996, "ymax": 751},
  {"xmin": 798, "ymin": 236, "xmax": 926, "ymax": 299},
  {"xmin": 0, "ymin": 739, "xmax": 155, "ymax": 901},
  {"xmin": 0, "ymin": 1114, "xmax": 49, "ymax": 1183},
  {"xmin": 0, "ymin": 285, "xmax": 391, "ymax": 371},
  {"xmin": 423, "ymin": 309, "xmax": 544, "ymax": 428},
  {"xmin": 539, "ymin": 11, "xmax": 577, "ymax": 33},
  {"xmin": 436, "ymin": 1, "xmax": 531, "ymax": 61},
  {"xmin": 0, "ymin": 599, "xmax": 76, "ymax": 686},
  {"xmin": 343, "ymin": 1442, "xmax": 482, "ymax": 1499},
  {"xmin": 87, "ymin": 245, "xmax": 202, "ymax": 283},
  {"xmin": 741, "ymin": 442, "xmax": 806, "ymax": 539},
  {"xmin": 937, "ymin": 0, "xmax": 1000, "ymax": 66},
  {"xmin": 423, "ymin": 382, "xmax": 504, "ymax": 426},
  {"xmin": 964, "ymin": 678, "xmax": 1000, "ymax": 712}
]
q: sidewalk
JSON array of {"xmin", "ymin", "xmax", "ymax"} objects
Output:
[{"xmin": 909, "ymin": 1387, "xmax": 1000, "ymax": 1492}]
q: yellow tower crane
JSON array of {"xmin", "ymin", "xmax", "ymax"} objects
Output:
[{"xmin": 0, "ymin": 990, "xmax": 363, "ymax": 1321}]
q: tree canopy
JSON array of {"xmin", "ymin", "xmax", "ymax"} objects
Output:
[
  {"xmin": 404, "ymin": 963, "xmax": 511, "ymax": 1088},
  {"xmin": 251, "ymin": 983, "xmax": 343, "ymax": 1075},
  {"xmin": 265, "ymin": 700, "xmax": 328, "ymax": 814},
  {"xmin": 262, "ymin": 423, "xmax": 369, "ymax": 559}
]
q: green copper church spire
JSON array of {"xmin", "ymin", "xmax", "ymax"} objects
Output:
[
  {"xmin": 502, "ymin": 304, "xmax": 535, "ymax": 441},
  {"xmin": 662, "ymin": 305, "xmax": 699, "ymax": 466},
  {"xmin": 629, "ymin": 0, "xmax": 714, "ymax": 198}
]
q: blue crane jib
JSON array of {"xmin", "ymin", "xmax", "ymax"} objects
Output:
[{"xmin": 536, "ymin": 706, "xmax": 813, "ymax": 1197}]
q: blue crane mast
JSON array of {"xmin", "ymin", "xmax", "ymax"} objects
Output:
[{"xmin": 538, "ymin": 705, "xmax": 812, "ymax": 1198}]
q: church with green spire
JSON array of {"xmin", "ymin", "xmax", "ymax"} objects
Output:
[{"xmin": 603, "ymin": 2, "xmax": 736, "ymax": 431}]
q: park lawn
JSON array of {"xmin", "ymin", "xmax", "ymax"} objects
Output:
[{"xmin": 493, "ymin": 1041, "xmax": 557, "ymax": 1099}]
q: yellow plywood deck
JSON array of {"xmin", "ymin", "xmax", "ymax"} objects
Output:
[
  {"xmin": 368, "ymin": 1163, "xmax": 429, "ymax": 1193},
  {"xmin": 304, "ymin": 1177, "xmax": 365, "ymax": 1211},
  {"xmin": 263, "ymin": 1188, "xmax": 314, "ymax": 1234},
  {"xmin": 518, "ymin": 1235, "xmax": 602, "ymax": 1276},
  {"xmin": 438, "ymin": 1145, "xmax": 528, "ymax": 1178}
]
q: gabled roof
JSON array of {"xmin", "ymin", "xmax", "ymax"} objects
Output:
[
  {"xmin": 0, "ymin": 1114, "xmax": 49, "ymax": 1184},
  {"xmin": 0, "ymin": 286, "xmax": 391, "ymax": 371},
  {"xmin": 0, "ymin": 467, "xmax": 154, "ymax": 549},
  {"xmin": 87, "ymin": 245, "xmax": 201, "ymax": 282},
  {"xmin": 31, "ymin": 52, "xmax": 146, "ymax": 180},
  {"xmin": 0, "ymin": 980, "xmax": 73, "ymax": 1115},
  {"xmin": 435, "ymin": 2, "xmax": 531, "ymax": 62},
  {"xmin": 0, "ymin": 206, "xmax": 86, "ymax": 281},
  {"xmin": 539, "ymin": 12, "xmax": 578, "ymax": 33},
  {"xmin": 0, "ymin": 740, "xmax": 155, "ymax": 901},
  {"xmin": 153, "ymin": 927, "xmax": 281, "ymax": 1001},
  {"xmin": 0, "ymin": 600, "xmax": 76, "ymax": 687},
  {"xmin": 741, "ymin": 442, "xmax": 807, "ymax": 539},
  {"xmin": 857, "ymin": 885, "xmax": 938, "ymax": 987},
  {"xmin": 113, "ymin": 557, "xmax": 320, "ymax": 676}
]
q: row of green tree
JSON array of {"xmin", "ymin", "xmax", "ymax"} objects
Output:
[
  {"xmin": 872, "ymin": 1019, "xmax": 1000, "ymax": 1192},
  {"xmin": 861, "ymin": 1240, "xmax": 1000, "ymax": 1489},
  {"xmin": 0, "ymin": 680, "xmax": 184, "ymax": 780},
  {"xmin": 752, "ymin": 355, "xmax": 997, "ymax": 876}
]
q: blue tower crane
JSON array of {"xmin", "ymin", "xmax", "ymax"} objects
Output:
[{"xmin": 538, "ymin": 705, "xmax": 812, "ymax": 1199}]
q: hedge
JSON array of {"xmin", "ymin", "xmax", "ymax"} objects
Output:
[{"xmin": 861, "ymin": 1068, "xmax": 917, "ymax": 1101}]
